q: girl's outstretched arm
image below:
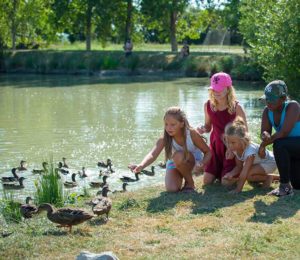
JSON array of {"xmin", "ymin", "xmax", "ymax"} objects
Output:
[
  {"xmin": 190, "ymin": 129, "xmax": 211, "ymax": 169},
  {"xmin": 233, "ymin": 155, "xmax": 255, "ymax": 193},
  {"xmin": 129, "ymin": 137, "xmax": 164, "ymax": 173},
  {"xmin": 197, "ymin": 102, "xmax": 212, "ymax": 134}
]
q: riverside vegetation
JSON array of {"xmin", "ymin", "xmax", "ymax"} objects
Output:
[
  {"xmin": 0, "ymin": 173, "xmax": 299, "ymax": 259},
  {"xmin": 0, "ymin": 44, "xmax": 262, "ymax": 82}
]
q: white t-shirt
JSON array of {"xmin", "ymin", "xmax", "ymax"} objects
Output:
[{"xmin": 233, "ymin": 143, "xmax": 275, "ymax": 165}]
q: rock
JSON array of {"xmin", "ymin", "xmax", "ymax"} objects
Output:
[{"xmin": 76, "ymin": 251, "xmax": 119, "ymax": 260}]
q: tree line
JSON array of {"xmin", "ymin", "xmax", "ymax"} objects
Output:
[{"xmin": 0, "ymin": 0, "xmax": 299, "ymax": 91}]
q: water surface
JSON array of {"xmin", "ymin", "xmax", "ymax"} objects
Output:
[{"xmin": 0, "ymin": 74, "xmax": 265, "ymax": 197}]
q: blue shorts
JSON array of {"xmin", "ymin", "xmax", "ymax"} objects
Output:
[
  {"xmin": 166, "ymin": 150, "xmax": 203, "ymax": 170},
  {"xmin": 166, "ymin": 160, "xmax": 176, "ymax": 170}
]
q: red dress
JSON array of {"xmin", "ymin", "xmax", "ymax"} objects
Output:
[{"xmin": 205, "ymin": 100, "xmax": 236, "ymax": 179}]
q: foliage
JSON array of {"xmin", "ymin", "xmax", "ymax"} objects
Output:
[
  {"xmin": 0, "ymin": 192, "xmax": 22, "ymax": 223},
  {"xmin": 34, "ymin": 160, "xmax": 64, "ymax": 207},
  {"xmin": 239, "ymin": 0, "xmax": 300, "ymax": 92}
]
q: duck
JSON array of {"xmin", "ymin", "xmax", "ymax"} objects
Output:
[
  {"xmin": 1, "ymin": 168, "xmax": 19, "ymax": 182},
  {"xmin": 32, "ymin": 162, "xmax": 48, "ymax": 174},
  {"xmin": 141, "ymin": 166, "xmax": 155, "ymax": 176},
  {"xmin": 17, "ymin": 160, "xmax": 27, "ymax": 171},
  {"xmin": 56, "ymin": 162, "xmax": 69, "ymax": 175},
  {"xmin": 20, "ymin": 196, "xmax": 38, "ymax": 219},
  {"xmin": 120, "ymin": 173, "xmax": 139, "ymax": 182},
  {"xmin": 89, "ymin": 175, "xmax": 108, "ymax": 188},
  {"xmin": 64, "ymin": 173, "xmax": 78, "ymax": 188},
  {"xmin": 112, "ymin": 183, "xmax": 128, "ymax": 193},
  {"xmin": 97, "ymin": 159, "xmax": 112, "ymax": 168},
  {"xmin": 78, "ymin": 167, "xmax": 87, "ymax": 178},
  {"xmin": 37, "ymin": 203, "xmax": 94, "ymax": 233},
  {"xmin": 91, "ymin": 186, "xmax": 112, "ymax": 220},
  {"xmin": 157, "ymin": 161, "xmax": 166, "ymax": 169},
  {"xmin": 61, "ymin": 157, "xmax": 69, "ymax": 168},
  {"xmin": 2, "ymin": 177, "xmax": 26, "ymax": 189}
]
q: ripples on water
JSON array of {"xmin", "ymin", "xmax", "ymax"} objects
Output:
[{"xmin": 0, "ymin": 74, "xmax": 265, "ymax": 199}]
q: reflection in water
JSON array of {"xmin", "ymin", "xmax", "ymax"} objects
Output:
[{"xmin": 0, "ymin": 74, "xmax": 265, "ymax": 197}]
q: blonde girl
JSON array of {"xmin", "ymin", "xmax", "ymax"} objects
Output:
[
  {"xmin": 197, "ymin": 72, "xmax": 247, "ymax": 185},
  {"xmin": 223, "ymin": 117, "xmax": 278, "ymax": 193},
  {"xmin": 129, "ymin": 106, "xmax": 211, "ymax": 193}
]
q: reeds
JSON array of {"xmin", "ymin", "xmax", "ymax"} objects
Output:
[
  {"xmin": 0, "ymin": 191, "xmax": 22, "ymax": 223},
  {"xmin": 34, "ymin": 160, "xmax": 65, "ymax": 207}
]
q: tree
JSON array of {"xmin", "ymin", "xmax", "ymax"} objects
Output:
[
  {"xmin": 141, "ymin": 0, "xmax": 191, "ymax": 52},
  {"xmin": 239, "ymin": 0, "xmax": 300, "ymax": 92}
]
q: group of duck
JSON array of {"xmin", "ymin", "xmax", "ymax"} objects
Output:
[
  {"xmin": 1, "ymin": 158, "xmax": 164, "ymax": 233},
  {"xmin": 18, "ymin": 184, "xmax": 112, "ymax": 233},
  {"xmin": 1, "ymin": 158, "xmax": 159, "ymax": 192}
]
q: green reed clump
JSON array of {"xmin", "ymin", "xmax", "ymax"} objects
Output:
[
  {"xmin": 0, "ymin": 191, "xmax": 22, "ymax": 223},
  {"xmin": 34, "ymin": 161, "xmax": 64, "ymax": 207}
]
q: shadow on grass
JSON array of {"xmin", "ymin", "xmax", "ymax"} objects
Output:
[
  {"xmin": 146, "ymin": 183, "xmax": 265, "ymax": 215},
  {"xmin": 247, "ymin": 193, "xmax": 300, "ymax": 224}
]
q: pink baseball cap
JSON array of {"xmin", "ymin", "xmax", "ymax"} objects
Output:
[{"xmin": 209, "ymin": 72, "xmax": 232, "ymax": 92}]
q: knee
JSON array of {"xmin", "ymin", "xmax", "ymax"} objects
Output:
[
  {"xmin": 203, "ymin": 172, "xmax": 215, "ymax": 185},
  {"xmin": 172, "ymin": 152, "xmax": 185, "ymax": 166}
]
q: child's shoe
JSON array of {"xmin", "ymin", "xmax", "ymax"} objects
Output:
[{"xmin": 268, "ymin": 183, "xmax": 294, "ymax": 197}]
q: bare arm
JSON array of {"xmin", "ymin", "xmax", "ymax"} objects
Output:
[
  {"xmin": 234, "ymin": 155, "xmax": 255, "ymax": 193},
  {"xmin": 197, "ymin": 102, "xmax": 212, "ymax": 134},
  {"xmin": 190, "ymin": 129, "xmax": 212, "ymax": 167},
  {"xmin": 236, "ymin": 103, "xmax": 248, "ymax": 131},
  {"xmin": 128, "ymin": 137, "xmax": 164, "ymax": 173},
  {"xmin": 261, "ymin": 102, "xmax": 300, "ymax": 146}
]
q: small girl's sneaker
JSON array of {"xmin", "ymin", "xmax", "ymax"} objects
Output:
[{"xmin": 268, "ymin": 183, "xmax": 294, "ymax": 197}]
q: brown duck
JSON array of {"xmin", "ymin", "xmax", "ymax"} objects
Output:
[
  {"xmin": 20, "ymin": 197, "xmax": 38, "ymax": 219},
  {"xmin": 89, "ymin": 175, "xmax": 108, "ymax": 188},
  {"xmin": 112, "ymin": 183, "xmax": 128, "ymax": 193},
  {"xmin": 90, "ymin": 186, "xmax": 112, "ymax": 220},
  {"xmin": 140, "ymin": 166, "xmax": 155, "ymax": 176},
  {"xmin": 37, "ymin": 203, "xmax": 94, "ymax": 233},
  {"xmin": 17, "ymin": 160, "xmax": 27, "ymax": 171},
  {"xmin": 1, "ymin": 168, "xmax": 19, "ymax": 182},
  {"xmin": 97, "ymin": 159, "xmax": 112, "ymax": 168},
  {"xmin": 2, "ymin": 177, "xmax": 25, "ymax": 189},
  {"xmin": 64, "ymin": 173, "xmax": 78, "ymax": 188},
  {"xmin": 32, "ymin": 162, "xmax": 48, "ymax": 174},
  {"xmin": 62, "ymin": 157, "xmax": 69, "ymax": 168},
  {"xmin": 120, "ymin": 173, "xmax": 139, "ymax": 182}
]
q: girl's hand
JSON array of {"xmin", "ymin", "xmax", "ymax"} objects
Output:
[
  {"xmin": 225, "ymin": 149, "xmax": 235, "ymax": 160},
  {"xmin": 197, "ymin": 125, "xmax": 207, "ymax": 134},
  {"xmin": 258, "ymin": 145, "xmax": 266, "ymax": 159},
  {"xmin": 261, "ymin": 131, "xmax": 271, "ymax": 142},
  {"xmin": 193, "ymin": 162, "xmax": 204, "ymax": 176},
  {"xmin": 223, "ymin": 172, "xmax": 237, "ymax": 180},
  {"xmin": 128, "ymin": 164, "xmax": 143, "ymax": 173}
]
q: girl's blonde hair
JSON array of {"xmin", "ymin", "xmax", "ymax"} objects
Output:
[
  {"xmin": 208, "ymin": 86, "xmax": 237, "ymax": 114},
  {"xmin": 224, "ymin": 116, "xmax": 250, "ymax": 149},
  {"xmin": 163, "ymin": 107, "xmax": 190, "ymax": 161}
]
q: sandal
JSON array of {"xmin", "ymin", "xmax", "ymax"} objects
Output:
[
  {"xmin": 268, "ymin": 183, "xmax": 294, "ymax": 197},
  {"xmin": 181, "ymin": 187, "xmax": 196, "ymax": 194}
]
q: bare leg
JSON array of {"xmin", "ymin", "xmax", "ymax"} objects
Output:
[
  {"xmin": 172, "ymin": 152, "xmax": 195, "ymax": 189},
  {"xmin": 165, "ymin": 169, "xmax": 183, "ymax": 192},
  {"xmin": 247, "ymin": 164, "xmax": 274, "ymax": 188},
  {"xmin": 203, "ymin": 172, "xmax": 216, "ymax": 185}
]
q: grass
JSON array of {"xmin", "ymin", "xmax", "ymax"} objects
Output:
[
  {"xmin": 0, "ymin": 178, "xmax": 299, "ymax": 259},
  {"xmin": 46, "ymin": 41, "xmax": 244, "ymax": 54}
]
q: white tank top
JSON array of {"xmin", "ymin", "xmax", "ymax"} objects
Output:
[{"xmin": 172, "ymin": 129, "xmax": 203, "ymax": 161}]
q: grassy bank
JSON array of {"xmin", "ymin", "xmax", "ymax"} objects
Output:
[
  {"xmin": 1, "ymin": 48, "xmax": 262, "ymax": 81},
  {"xmin": 1, "ymin": 179, "xmax": 299, "ymax": 259}
]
